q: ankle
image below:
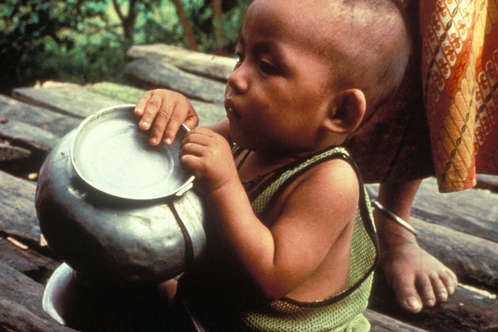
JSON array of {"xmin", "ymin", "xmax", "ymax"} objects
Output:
[{"xmin": 375, "ymin": 213, "xmax": 418, "ymax": 250}]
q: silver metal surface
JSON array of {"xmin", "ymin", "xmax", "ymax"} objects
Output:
[{"xmin": 71, "ymin": 104, "xmax": 194, "ymax": 200}]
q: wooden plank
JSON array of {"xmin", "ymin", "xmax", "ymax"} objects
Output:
[
  {"xmin": 367, "ymin": 180, "xmax": 498, "ymax": 244},
  {"xmin": 90, "ymin": 82, "xmax": 226, "ymax": 126},
  {"xmin": 0, "ymin": 116, "xmax": 59, "ymax": 151},
  {"xmin": 12, "ymin": 83, "xmax": 123, "ymax": 119},
  {"xmin": 0, "ymin": 95, "xmax": 80, "ymax": 137},
  {"xmin": 411, "ymin": 178, "xmax": 498, "ymax": 243},
  {"xmin": 371, "ymin": 274, "xmax": 498, "ymax": 332},
  {"xmin": 0, "ymin": 262, "xmax": 76, "ymax": 332},
  {"xmin": 127, "ymin": 43, "xmax": 236, "ymax": 82},
  {"xmin": 0, "ymin": 237, "xmax": 59, "ymax": 285},
  {"xmin": 0, "ymin": 142, "xmax": 30, "ymax": 161},
  {"xmin": 88, "ymin": 82, "xmax": 146, "ymax": 104},
  {"xmin": 0, "ymin": 95, "xmax": 81, "ymax": 155},
  {"xmin": 0, "ymin": 170, "xmax": 41, "ymax": 244},
  {"xmin": 365, "ymin": 310, "xmax": 428, "ymax": 332},
  {"xmin": 477, "ymin": 174, "xmax": 498, "ymax": 192},
  {"xmin": 0, "ymin": 298, "xmax": 76, "ymax": 332},
  {"xmin": 125, "ymin": 58, "xmax": 226, "ymax": 104}
]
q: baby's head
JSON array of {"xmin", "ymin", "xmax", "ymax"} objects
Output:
[{"xmin": 225, "ymin": 0, "xmax": 410, "ymax": 153}]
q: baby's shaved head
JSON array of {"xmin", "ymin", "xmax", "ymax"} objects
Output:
[
  {"xmin": 328, "ymin": 0, "xmax": 411, "ymax": 113},
  {"xmin": 248, "ymin": 0, "xmax": 411, "ymax": 114}
]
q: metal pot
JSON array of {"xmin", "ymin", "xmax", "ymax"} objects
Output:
[{"xmin": 35, "ymin": 105, "xmax": 206, "ymax": 286}]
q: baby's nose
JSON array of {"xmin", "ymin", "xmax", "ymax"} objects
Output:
[{"xmin": 227, "ymin": 65, "xmax": 249, "ymax": 94}]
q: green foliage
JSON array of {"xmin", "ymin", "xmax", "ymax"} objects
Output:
[
  {"xmin": 133, "ymin": 1, "xmax": 184, "ymax": 45},
  {"xmin": 0, "ymin": 0, "xmax": 248, "ymax": 93},
  {"xmin": 188, "ymin": 0, "xmax": 249, "ymax": 54},
  {"xmin": 1, "ymin": 0, "xmax": 110, "ymax": 91}
]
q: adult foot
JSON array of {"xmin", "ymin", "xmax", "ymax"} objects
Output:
[{"xmin": 379, "ymin": 240, "xmax": 458, "ymax": 313}]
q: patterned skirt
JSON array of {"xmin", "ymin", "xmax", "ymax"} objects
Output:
[{"xmin": 348, "ymin": 0, "xmax": 498, "ymax": 193}]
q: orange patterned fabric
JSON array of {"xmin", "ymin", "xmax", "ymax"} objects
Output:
[
  {"xmin": 348, "ymin": 0, "xmax": 498, "ymax": 193},
  {"xmin": 420, "ymin": 0, "xmax": 498, "ymax": 192}
]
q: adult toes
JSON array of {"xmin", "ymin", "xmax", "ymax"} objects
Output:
[
  {"xmin": 430, "ymin": 272, "xmax": 448, "ymax": 302},
  {"xmin": 441, "ymin": 268, "xmax": 458, "ymax": 295},
  {"xmin": 392, "ymin": 275, "xmax": 423, "ymax": 313},
  {"xmin": 417, "ymin": 274, "xmax": 436, "ymax": 307}
]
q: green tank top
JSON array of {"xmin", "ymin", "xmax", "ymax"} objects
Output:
[{"xmin": 180, "ymin": 145, "xmax": 378, "ymax": 332}]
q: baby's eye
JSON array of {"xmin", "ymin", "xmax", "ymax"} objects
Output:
[
  {"xmin": 259, "ymin": 60, "xmax": 279, "ymax": 75},
  {"xmin": 234, "ymin": 52, "xmax": 243, "ymax": 68}
]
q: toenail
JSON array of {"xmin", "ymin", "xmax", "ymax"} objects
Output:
[
  {"xmin": 406, "ymin": 297, "xmax": 422, "ymax": 311},
  {"xmin": 427, "ymin": 298, "xmax": 436, "ymax": 306}
]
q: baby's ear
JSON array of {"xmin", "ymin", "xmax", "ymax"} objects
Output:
[{"xmin": 323, "ymin": 89, "xmax": 366, "ymax": 135}]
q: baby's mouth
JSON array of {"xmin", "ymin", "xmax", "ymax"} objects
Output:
[{"xmin": 225, "ymin": 100, "xmax": 241, "ymax": 119}]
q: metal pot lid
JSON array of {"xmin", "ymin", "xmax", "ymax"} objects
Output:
[{"xmin": 71, "ymin": 104, "xmax": 194, "ymax": 200}]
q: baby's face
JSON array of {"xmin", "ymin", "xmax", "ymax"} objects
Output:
[{"xmin": 224, "ymin": 0, "xmax": 339, "ymax": 154}]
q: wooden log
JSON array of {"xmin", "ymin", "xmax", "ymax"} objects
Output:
[
  {"xmin": 365, "ymin": 309, "xmax": 429, "ymax": 332},
  {"xmin": 0, "ymin": 298, "xmax": 76, "ymax": 332},
  {"xmin": 477, "ymin": 174, "xmax": 498, "ymax": 193},
  {"xmin": 0, "ymin": 237, "xmax": 59, "ymax": 284},
  {"xmin": 0, "ymin": 95, "xmax": 81, "ymax": 156},
  {"xmin": 0, "ymin": 94, "xmax": 80, "ymax": 138},
  {"xmin": 0, "ymin": 262, "xmax": 76, "ymax": 332},
  {"xmin": 367, "ymin": 180, "xmax": 498, "ymax": 244},
  {"xmin": 125, "ymin": 58, "xmax": 226, "ymax": 104},
  {"xmin": 0, "ymin": 142, "xmax": 30, "ymax": 161},
  {"xmin": 410, "ymin": 178, "xmax": 498, "ymax": 243},
  {"xmin": 90, "ymin": 82, "xmax": 226, "ymax": 126},
  {"xmin": 127, "ymin": 43, "xmax": 236, "ymax": 82},
  {"xmin": 0, "ymin": 116, "xmax": 59, "ymax": 151},
  {"xmin": 413, "ymin": 216, "xmax": 498, "ymax": 291},
  {"xmin": 88, "ymin": 82, "xmax": 146, "ymax": 104},
  {"xmin": 370, "ymin": 273, "xmax": 498, "ymax": 332},
  {"xmin": 12, "ymin": 83, "xmax": 123, "ymax": 119},
  {"xmin": 0, "ymin": 170, "xmax": 41, "ymax": 244}
]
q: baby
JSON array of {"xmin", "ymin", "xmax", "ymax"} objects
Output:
[{"xmin": 135, "ymin": 0, "xmax": 410, "ymax": 330}]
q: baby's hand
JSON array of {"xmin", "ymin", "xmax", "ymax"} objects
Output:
[
  {"xmin": 180, "ymin": 128, "xmax": 238, "ymax": 194},
  {"xmin": 134, "ymin": 89, "xmax": 199, "ymax": 145}
]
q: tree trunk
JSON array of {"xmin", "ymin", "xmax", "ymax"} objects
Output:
[
  {"xmin": 112, "ymin": 0, "xmax": 138, "ymax": 45},
  {"xmin": 212, "ymin": 0, "xmax": 225, "ymax": 54},
  {"xmin": 170, "ymin": 0, "xmax": 198, "ymax": 51}
]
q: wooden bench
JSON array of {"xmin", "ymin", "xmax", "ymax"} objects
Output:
[{"xmin": 0, "ymin": 43, "xmax": 496, "ymax": 332}]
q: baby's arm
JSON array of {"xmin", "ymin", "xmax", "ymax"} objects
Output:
[
  {"xmin": 181, "ymin": 131, "xmax": 359, "ymax": 299},
  {"xmin": 134, "ymin": 89, "xmax": 230, "ymax": 145}
]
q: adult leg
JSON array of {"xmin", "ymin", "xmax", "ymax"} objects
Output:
[{"xmin": 375, "ymin": 179, "xmax": 458, "ymax": 313}]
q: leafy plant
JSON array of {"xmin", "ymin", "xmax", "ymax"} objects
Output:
[{"xmin": 0, "ymin": 0, "xmax": 248, "ymax": 93}]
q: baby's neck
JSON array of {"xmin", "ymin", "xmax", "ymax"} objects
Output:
[{"xmin": 238, "ymin": 143, "xmax": 341, "ymax": 192}]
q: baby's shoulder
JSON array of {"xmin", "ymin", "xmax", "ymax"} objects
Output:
[
  {"xmin": 300, "ymin": 157, "xmax": 358, "ymax": 190},
  {"xmin": 284, "ymin": 158, "xmax": 360, "ymax": 210}
]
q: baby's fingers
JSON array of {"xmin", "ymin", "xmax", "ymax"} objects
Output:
[
  {"xmin": 149, "ymin": 100, "xmax": 178, "ymax": 145},
  {"xmin": 134, "ymin": 90, "xmax": 152, "ymax": 117},
  {"xmin": 162, "ymin": 102, "xmax": 196, "ymax": 145},
  {"xmin": 136, "ymin": 91, "xmax": 164, "ymax": 131},
  {"xmin": 180, "ymin": 154, "xmax": 206, "ymax": 179}
]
